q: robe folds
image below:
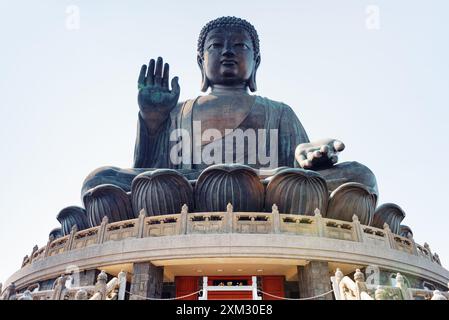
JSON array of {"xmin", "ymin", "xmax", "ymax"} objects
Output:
[
  {"xmin": 133, "ymin": 95, "xmax": 310, "ymax": 170},
  {"xmin": 82, "ymin": 96, "xmax": 378, "ymax": 196}
]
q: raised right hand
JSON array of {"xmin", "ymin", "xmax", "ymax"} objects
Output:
[{"xmin": 137, "ymin": 57, "xmax": 180, "ymax": 130}]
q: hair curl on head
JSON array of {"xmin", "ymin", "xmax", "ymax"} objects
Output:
[{"xmin": 197, "ymin": 16, "xmax": 260, "ymax": 59}]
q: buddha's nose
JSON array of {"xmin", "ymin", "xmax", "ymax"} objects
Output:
[{"xmin": 222, "ymin": 44, "xmax": 235, "ymax": 57}]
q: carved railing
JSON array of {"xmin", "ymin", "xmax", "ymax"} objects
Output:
[
  {"xmin": 331, "ymin": 268, "xmax": 449, "ymax": 300},
  {"xmin": 234, "ymin": 212, "xmax": 273, "ymax": 234},
  {"xmin": 416, "ymin": 244, "xmax": 432, "ymax": 260},
  {"xmin": 323, "ymin": 218, "xmax": 357, "ymax": 241},
  {"xmin": 279, "ymin": 214, "xmax": 317, "ymax": 236},
  {"xmin": 72, "ymin": 227, "xmax": 99, "ymax": 249},
  {"xmin": 393, "ymin": 235, "xmax": 415, "ymax": 255},
  {"xmin": 47, "ymin": 235, "xmax": 69, "ymax": 257},
  {"xmin": 104, "ymin": 220, "xmax": 138, "ymax": 242},
  {"xmin": 188, "ymin": 212, "xmax": 227, "ymax": 234},
  {"xmin": 3, "ymin": 270, "xmax": 127, "ymax": 301},
  {"xmin": 30, "ymin": 246, "xmax": 46, "ymax": 262},
  {"xmin": 331, "ymin": 269, "xmax": 371, "ymax": 300},
  {"xmin": 20, "ymin": 204, "xmax": 443, "ymax": 269},
  {"xmin": 361, "ymin": 225, "xmax": 388, "ymax": 247},
  {"xmin": 144, "ymin": 214, "xmax": 179, "ymax": 237}
]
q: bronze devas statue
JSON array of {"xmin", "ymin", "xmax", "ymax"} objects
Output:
[{"xmin": 55, "ymin": 17, "xmax": 407, "ymax": 237}]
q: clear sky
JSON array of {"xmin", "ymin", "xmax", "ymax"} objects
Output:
[{"xmin": 1, "ymin": 0, "xmax": 448, "ymax": 285}]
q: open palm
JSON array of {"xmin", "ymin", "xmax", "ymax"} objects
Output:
[
  {"xmin": 295, "ymin": 138, "xmax": 345, "ymax": 170},
  {"xmin": 138, "ymin": 57, "xmax": 180, "ymax": 121}
]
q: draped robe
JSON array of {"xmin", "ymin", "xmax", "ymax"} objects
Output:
[
  {"xmin": 133, "ymin": 95, "xmax": 309, "ymax": 170},
  {"xmin": 82, "ymin": 95, "xmax": 377, "ymax": 196}
]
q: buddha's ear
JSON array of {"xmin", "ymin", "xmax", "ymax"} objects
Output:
[
  {"xmin": 197, "ymin": 54, "xmax": 210, "ymax": 92},
  {"xmin": 248, "ymin": 55, "xmax": 261, "ymax": 92}
]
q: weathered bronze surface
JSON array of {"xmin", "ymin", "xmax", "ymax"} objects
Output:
[
  {"xmin": 265, "ymin": 168, "xmax": 328, "ymax": 215},
  {"xmin": 56, "ymin": 206, "xmax": 89, "ymax": 236},
  {"xmin": 195, "ymin": 164, "xmax": 264, "ymax": 212},
  {"xmin": 372, "ymin": 203, "xmax": 406, "ymax": 234},
  {"xmin": 49, "ymin": 227, "xmax": 63, "ymax": 240},
  {"xmin": 326, "ymin": 182, "xmax": 377, "ymax": 225},
  {"xmin": 83, "ymin": 184, "xmax": 134, "ymax": 227},
  {"xmin": 399, "ymin": 225, "xmax": 413, "ymax": 238},
  {"xmin": 60, "ymin": 17, "xmax": 401, "ymax": 233},
  {"xmin": 82, "ymin": 17, "xmax": 376, "ymax": 191},
  {"xmin": 131, "ymin": 169, "xmax": 193, "ymax": 216}
]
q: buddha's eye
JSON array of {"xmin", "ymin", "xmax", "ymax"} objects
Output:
[
  {"xmin": 208, "ymin": 43, "xmax": 223, "ymax": 49},
  {"xmin": 234, "ymin": 43, "xmax": 250, "ymax": 49}
]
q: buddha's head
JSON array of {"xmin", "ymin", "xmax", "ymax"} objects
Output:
[{"xmin": 197, "ymin": 16, "xmax": 261, "ymax": 92}]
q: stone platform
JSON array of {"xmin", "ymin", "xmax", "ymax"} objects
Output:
[{"xmin": 6, "ymin": 205, "xmax": 448, "ymax": 294}]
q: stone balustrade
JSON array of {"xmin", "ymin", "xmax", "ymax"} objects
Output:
[
  {"xmin": 331, "ymin": 268, "xmax": 449, "ymax": 300},
  {"xmin": 21, "ymin": 204, "xmax": 442, "ymax": 269},
  {"xmin": 4, "ymin": 270, "xmax": 127, "ymax": 301}
]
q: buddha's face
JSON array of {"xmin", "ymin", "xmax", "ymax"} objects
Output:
[{"xmin": 200, "ymin": 27, "xmax": 259, "ymax": 89}]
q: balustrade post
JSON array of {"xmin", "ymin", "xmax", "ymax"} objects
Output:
[
  {"xmin": 408, "ymin": 234, "xmax": 419, "ymax": 256},
  {"xmin": 137, "ymin": 209, "xmax": 147, "ymax": 238},
  {"xmin": 118, "ymin": 270, "xmax": 127, "ymax": 300},
  {"xmin": 66, "ymin": 225, "xmax": 78, "ymax": 251},
  {"xmin": 225, "ymin": 203, "xmax": 233, "ymax": 233},
  {"xmin": 333, "ymin": 268, "xmax": 344, "ymax": 300},
  {"xmin": 178, "ymin": 204, "xmax": 188, "ymax": 235},
  {"xmin": 314, "ymin": 208, "xmax": 324, "ymax": 237},
  {"xmin": 43, "ymin": 236, "xmax": 53, "ymax": 258},
  {"xmin": 423, "ymin": 242, "xmax": 433, "ymax": 261},
  {"xmin": 29, "ymin": 245, "xmax": 38, "ymax": 263},
  {"xmin": 94, "ymin": 270, "xmax": 108, "ymax": 300},
  {"xmin": 272, "ymin": 204, "xmax": 280, "ymax": 234},
  {"xmin": 21, "ymin": 255, "xmax": 30, "ymax": 268},
  {"xmin": 97, "ymin": 216, "xmax": 109, "ymax": 244},
  {"xmin": 352, "ymin": 215, "xmax": 364, "ymax": 243},
  {"xmin": 383, "ymin": 223, "xmax": 395, "ymax": 249}
]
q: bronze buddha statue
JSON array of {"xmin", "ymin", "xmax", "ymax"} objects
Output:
[
  {"xmin": 82, "ymin": 16, "xmax": 377, "ymax": 194},
  {"xmin": 53, "ymin": 17, "xmax": 393, "ymax": 236}
]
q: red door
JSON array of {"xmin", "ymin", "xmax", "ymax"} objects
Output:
[
  {"xmin": 207, "ymin": 276, "xmax": 253, "ymax": 300},
  {"xmin": 175, "ymin": 276, "xmax": 199, "ymax": 300},
  {"xmin": 262, "ymin": 276, "xmax": 285, "ymax": 300},
  {"xmin": 175, "ymin": 275, "xmax": 285, "ymax": 300}
]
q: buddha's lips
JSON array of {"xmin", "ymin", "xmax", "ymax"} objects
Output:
[{"xmin": 221, "ymin": 59, "xmax": 237, "ymax": 66}]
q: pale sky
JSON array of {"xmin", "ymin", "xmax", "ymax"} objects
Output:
[{"xmin": 1, "ymin": 0, "xmax": 448, "ymax": 285}]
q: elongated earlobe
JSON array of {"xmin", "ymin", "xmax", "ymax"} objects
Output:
[
  {"xmin": 200, "ymin": 72, "xmax": 210, "ymax": 92},
  {"xmin": 197, "ymin": 55, "xmax": 210, "ymax": 92},
  {"xmin": 248, "ymin": 70, "xmax": 257, "ymax": 92},
  {"xmin": 248, "ymin": 55, "xmax": 261, "ymax": 92}
]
